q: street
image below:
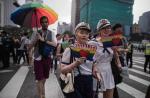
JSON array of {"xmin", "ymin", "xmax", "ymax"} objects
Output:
[{"xmin": 0, "ymin": 50, "xmax": 149, "ymax": 98}]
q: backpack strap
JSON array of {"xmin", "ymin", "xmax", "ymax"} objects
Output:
[{"xmin": 45, "ymin": 30, "xmax": 52, "ymax": 42}]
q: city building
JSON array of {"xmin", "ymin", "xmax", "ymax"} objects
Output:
[
  {"xmin": 71, "ymin": 0, "xmax": 134, "ymax": 36},
  {"xmin": 132, "ymin": 23, "xmax": 140, "ymax": 33},
  {"xmin": 57, "ymin": 22, "xmax": 71, "ymax": 34},
  {"xmin": 0, "ymin": 0, "xmax": 17, "ymax": 27},
  {"xmin": 138, "ymin": 11, "xmax": 150, "ymax": 34},
  {"xmin": 14, "ymin": 0, "xmax": 43, "ymax": 6},
  {"xmin": 71, "ymin": 0, "xmax": 80, "ymax": 31},
  {"xmin": 26, "ymin": 0, "xmax": 43, "ymax": 3}
]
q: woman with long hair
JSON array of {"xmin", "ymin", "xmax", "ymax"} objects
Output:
[{"xmin": 93, "ymin": 19, "xmax": 116, "ymax": 98}]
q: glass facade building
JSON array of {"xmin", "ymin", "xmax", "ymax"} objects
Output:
[{"xmin": 79, "ymin": 0, "xmax": 134, "ymax": 36}]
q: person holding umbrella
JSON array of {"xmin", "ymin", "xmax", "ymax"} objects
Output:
[
  {"xmin": 11, "ymin": 3, "xmax": 58, "ymax": 98},
  {"xmin": 29, "ymin": 16, "xmax": 57, "ymax": 98}
]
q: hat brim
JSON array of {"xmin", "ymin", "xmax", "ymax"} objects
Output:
[
  {"xmin": 99, "ymin": 24, "xmax": 111, "ymax": 30},
  {"xmin": 78, "ymin": 27, "xmax": 91, "ymax": 32}
]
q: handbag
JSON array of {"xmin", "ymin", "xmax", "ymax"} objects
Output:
[
  {"xmin": 120, "ymin": 66, "xmax": 129, "ymax": 78},
  {"xmin": 111, "ymin": 57, "xmax": 123, "ymax": 84},
  {"xmin": 38, "ymin": 42, "xmax": 55, "ymax": 58},
  {"xmin": 119, "ymin": 56, "xmax": 129, "ymax": 78},
  {"xmin": 60, "ymin": 72, "xmax": 74, "ymax": 93},
  {"xmin": 60, "ymin": 47, "xmax": 75, "ymax": 94},
  {"xmin": 42, "ymin": 43, "xmax": 55, "ymax": 58}
]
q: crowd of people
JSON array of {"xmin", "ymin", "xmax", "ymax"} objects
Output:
[
  {"xmin": 0, "ymin": 30, "xmax": 30, "ymax": 68},
  {"xmin": 0, "ymin": 16, "xmax": 150, "ymax": 98}
]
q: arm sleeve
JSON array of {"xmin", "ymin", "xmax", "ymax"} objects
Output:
[
  {"xmin": 30, "ymin": 32, "xmax": 38, "ymax": 45},
  {"xmin": 61, "ymin": 47, "xmax": 71, "ymax": 64}
]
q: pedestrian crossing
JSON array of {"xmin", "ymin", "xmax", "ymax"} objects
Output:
[
  {"xmin": 0, "ymin": 66, "xmax": 29, "ymax": 98},
  {"xmin": 117, "ymin": 83, "xmax": 145, "ymax": 98},
  {"xmin": 0, "ymin": 66, "xmax": 64, "ymax": 98},
  {"xmin": 0, "ymin": 56, "xmax": 149, "ymax": 98},
  {"xmin": 116, "ymin": 56, "xmax": 150, "ymax": 98}
]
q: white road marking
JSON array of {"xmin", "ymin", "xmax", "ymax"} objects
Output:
[
  {"xmin": 0, "ymin": 70, "xmax": 14, "ymax": 73},
  {"xmin": 132, "ymin": 64, "xmax": 149, "ymax": 71},
  {"xmin": 0, "ymin": 66, "xmax": 29, "ymax": 98},
  {"xmin": 129, "ymin": 74, "xmax": 150, "ymax": 86},
  {"xmin": 129, "ymin": 68, "xmax": 150, "ymax": 78},
  {"xmin": 45, "ymin": 74, "xmax": 64, "ymax": 98},
  {"xmin": 117, "ymin": 83, "xmax": 145, "ymax": 98}
]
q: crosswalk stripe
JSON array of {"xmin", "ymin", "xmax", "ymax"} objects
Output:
[
  {"xmin": 129, "ymin": 68, "xmax": 150, "ymax": 78},
  {"xmin": 133, "ymin": 57, "xmax": 144, "ymax": 59},
  {"xmin": 133, "ymin": 56, "xmax": 144, "ymax": 58},
  {"xmin": 45, "ymin": 74, "xmax": 64, "ymax": 98},
  {"xmin": 129, "ymin": 74, "xmax": 150, "ymax": 86},
  {"xmin": 133, "ymin": 58, "xmax": 145, "ymax": 62},
  {"xmin": 0, "ymin": 66, "xmax": 29, "ymax": 98},
  {"xmin": 133, "ymin": 59, "xmax": 145, "ymax": 62},
  {"xmin": 133, "ymin": 51, "xmax": 144, "ymax": 54},
  {"xmin": 0, "ymin": 70, "xmax": 14, "ymax": 73},
  {"xmin": 133, "ymin": 60, "xmax": 144, "ymax": 64},
  {"xmin": 117, "ymin": 83, "xmax": 145, "ymax": 98},
  {"xmin": 133, "ymin": 64, "xmax": 149, "ymax": 71}
]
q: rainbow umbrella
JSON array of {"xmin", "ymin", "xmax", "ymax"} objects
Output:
[{"xmin": 11, "ymin": 2, "xmax": 58, "ymax": 28}]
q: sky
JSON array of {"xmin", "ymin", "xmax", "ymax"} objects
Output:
[
  {"xmin": 18, "ymin": 0, "xmax": 150, "ymax": 24},
  {"xmin": 133, "ymin": 0, "xmax": 150, "ymax": 23},
  {"xmin": 43, "ymin": 0, "xmax": 72, "ymax": 23},
  {"xmin": 42, "ymin": 0, "xmax": 150, "ymax": 24}
]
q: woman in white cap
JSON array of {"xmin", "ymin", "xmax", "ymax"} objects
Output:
[
  {"xmin": 93, "ymin": 19, "xmax": 120, "ymax": 98},
  {"xmin": 60, "ymin": 22, "xmax": 97, "ymax": 98}
]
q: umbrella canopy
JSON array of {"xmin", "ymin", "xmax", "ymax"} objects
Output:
[{"xmin": 11, "ymin": 2, "xmax": 58, "ymax": 28}]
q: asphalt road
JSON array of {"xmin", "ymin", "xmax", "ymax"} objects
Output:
[{"xmin": 0, "ymin": 50, "xmax": 149, "ymax": 98}]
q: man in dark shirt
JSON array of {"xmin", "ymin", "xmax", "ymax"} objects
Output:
[{"xmin": 1, "ymin": 31, "xmax": 11, "ymax": 68}]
